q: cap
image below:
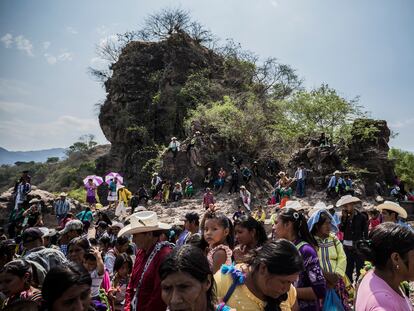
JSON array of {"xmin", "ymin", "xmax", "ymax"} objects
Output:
[
  {"xmin": 59, "ymin": 220, "xmax": 83, "ymax": 235},
  {"xmin": 22, "ymin": 228, "xmax": 43, "ymax": 243}
]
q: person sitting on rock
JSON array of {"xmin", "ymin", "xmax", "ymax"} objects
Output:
[
  {"xmin": 252, "ymin": 205, "xmax": 266, "ymax": 224},
  {"xmin": 277, "ymin": 171, "xmax": 293, "ymax": 207},
  {"xmin": 214, "ymin": 167, "xmax": 226, "ymax": 193},
  {"xmin": 168, "ymin": 137, "xmax": 180, "ymax": 158},
  {"xmin": 390, "ymin": 185, "xmax": 404, "ymax": 201},
  {"xmin": 232, "ymin": 205, "xmax": 245, "ymax": 222},
  {"xmin": 344, "ymin": 175, "xmax": 355, "ymax": 196},
  {"xmin": 184, "ymin": 177, "xmax": 194, "ymax": 198},
  {"xmin": 203, "ymin": 167, "xmax": 213, "ymax": 187},
  {"xmin": 172, "ymin": 182, "xmax": 183, "ymax": 201},
  {"xmin": 326, "ymin": 170, "xmax": 345, "ymax": 199},
  {"xmin": 241, "ymin": 166, "xmax": 252, "ymax": 184},
  {"xmin": 318, "ymin": 132, "xmax": 330, "ymax": 147}
]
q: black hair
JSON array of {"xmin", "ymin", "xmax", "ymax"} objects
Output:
[
  {"xmin": 2, "ymin": 259, "xmax": 33, "ymax": 284},
  {"xmin": 310, "ymin": 211, "xmax": 331, "ymax": 235},
  {"xmin": 89, "ymin": 238, "xmax": 98, "ymax": 246},
  {"xmin": 126, "ymin": 244, "xmax": 134, "ymax": 256},
  {"xmin": 234, "ymin": 215, "xmax": 268, "ymax": 246},
  {"xmin": 160, "ymin": 245, "xmax": 216, "ymax": 310},
  {"xmin": 42, "ymin": 263, "xmax": 91, "ymax": 310},
  {"xmin": 67, "ymin": 236, "xmax": 90, "ymax": 253},
  {"xmin": 278, "ymin": 208, "xmax": 318, "ymax": 248},
  {"xmin": 113, "ymin": 253, "xmax": 133, "ymax": 274},
  {"xmin": 99, "ymin": 235, "xmax": 111, "ymax": 246},
  {"xmin": 97, "ymin": 211, "xmax": 112, "ymax": 225},
  {"xmin": 247, "ymin": 240, "xmax": 303, "ymax": 311},
  {"xmin": 356, "ymin": 222, "xmax": 414, "ymax": 269},
  {"xmin": 204, "ymin": 212, "xmax": 234, "ymax": 248},
  {"xmin": 115, "ymin": 236, "xmax": 129, "ymax": 247},
  {"xmin": 84, "ymin": 252, "xmax": 97, "ymax": 262}
]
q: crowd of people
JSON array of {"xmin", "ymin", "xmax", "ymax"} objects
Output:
[{"xmin": 1, "ymin": 166, "xmax": 414, "ymax": 311}]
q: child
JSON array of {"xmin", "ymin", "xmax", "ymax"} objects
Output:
[
  {"xmin": 368, "ymin": 208, "xmax": 381, "ymax": 231},
  {"xmin": 109, "ymin": 253, "xmax": 133, "ymax": 311},
  {"xmin": 83, "ymin": 247, "xmax": 105, "ymax": 300},
  {"xmin": 202, "ymin": 209, "xmax": 234, "ymax": 273}
]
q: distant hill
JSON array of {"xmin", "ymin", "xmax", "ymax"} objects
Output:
[{"xmin": 0, "ymin": 147, "xmax": 66, "ymax": 165}]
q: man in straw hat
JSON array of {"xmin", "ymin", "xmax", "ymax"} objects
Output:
[
  {"xmin": 337, "ymin": 195, "xmax": 368, "ymax": 283},
  {"xmin": 120, "ymin": 211, "xmax": 173, "ymax": 311},
  {"xmin": 53, "ymin": 192, "xmax": 70, "ymax": 226},
  {"xmin": 168, "ymin": 136, "xmax": 180, "ymax": 158},
  {"xmin": 377, "ymin": 201, "xmax": 412, "ymax": 230},
  {"xmin": 326, "ymin": 170, "xmax": 345, "ymax": 199}
]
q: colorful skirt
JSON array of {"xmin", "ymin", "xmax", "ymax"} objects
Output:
[
  {"xmin": 107, "ymin": 191, "xmax": 117, "ymax": 202},
  {"xmin": 86, "ymin": 196, "xmax": 97, "ymax": 204}
]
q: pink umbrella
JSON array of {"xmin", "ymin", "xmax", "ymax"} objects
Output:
[
  {"xmin": 83, "ymin": 175, "xmax": 104, "ymax": 186},
  {"xmin": 105, "ymin": 172, "xmax": 123, "ymax": 184}
]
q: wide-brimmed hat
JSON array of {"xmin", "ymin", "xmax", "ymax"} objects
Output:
[
  {"xmin": 377, "ymin": 201, "xmax": 407, "ymax": 219},
  {"xmin": 375, "ymin": 195, "xmax": 384, "ymax": 203},
  {"xmin": 240, "ymin": 185, "xmax": 246, "ymax": 190},
  {"xmin": 336, "ymin": 195, "xmax": 361, "ymax": 207},
  {"xmin": 278, "ymin": 171, "xmax": 286, "ymax": 176},
  {"xmin": 171, "ymin": 137, "xmax": 177, "ymax": 140},
  {"xmin": 308, "ymin": 201, "xmax": 328, "ymax": 217},
  {"xmin": 59, "ymin": 192, "xmax": 67, "ymax": 197},
  {"xmin": 285, "ymin": 200, "xmax": 305, "ymax": 211},
  {"xmin": 118, "ymin": 211, "xmax": 171, "ymax": 237},
  {"xmin": 333, "ymin": 170, "xmax": 341, "ymax": 175},
  {"xmin": 29, "ymin": 198, "xmax": 41, "ymax": 204},
  {"xmin": 152, "ymin": 172, "xmax": 158, "ymax": 176}
]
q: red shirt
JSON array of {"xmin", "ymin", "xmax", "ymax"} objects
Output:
[{"xmin": 124, "ymin": 243, "xmax": 173, "ymax": 311}]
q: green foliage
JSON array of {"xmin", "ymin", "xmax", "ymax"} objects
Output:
[
  {"xmin": 66, "ymin": 134, "xmax": 98, "ymax": 156},
  {"xmin": 67, "ymin": 188, "xmax": 87, "ymax": 203},
  {"xmin": 388, "ymin": 148, "xmax": 414, "ymax": 189},
  {"xmin": 350, "ymin": 119, "xmax": 381, "ymax": 143},
  {"xmin": 46, "ymin": 157, "xmax": 60, "ymax": 163}
]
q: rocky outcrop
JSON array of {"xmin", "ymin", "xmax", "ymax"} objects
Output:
[{"xmin": 98, "ymin": 32, "xmax": 251, "ymax": 189}]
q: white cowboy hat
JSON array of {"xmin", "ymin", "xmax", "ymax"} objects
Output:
[
  {"xmin": 59, "ymin": 192, "xmax": 67, "ymax": 197},
  {"xmin": 308, "ymin": 201, "xmax": 328, "ymax": 217},
  {"xmin": 333, "ymin": 170, "xmax": 341, "ymax": 175},
  {"xmin": 118, "ymin": 211, "xmax": 171, "ymax": 237},
  {"xmin": 377, "ymin": 201, "xmax": 407, "ymax": 219},
  {"xmin": 336, "ymin": 195, "xmax": 361, "ymax": 207},
  {"xmin": 285, "ymin": 200, "xmax": 305, "ymax": 211},
  {"xmin": 375, "ymin": 195, "xmax": 384, "ymax": 203}
]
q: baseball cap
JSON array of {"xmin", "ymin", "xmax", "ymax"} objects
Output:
[
  {"xmin": 59, "ymin": 220, "xmax": 83, "ymax": 235},
  {"xmin": 22, "ymin": 227, "xmax": 43, "ymax": 243}
]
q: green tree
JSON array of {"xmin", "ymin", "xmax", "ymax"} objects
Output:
[
  {"xmin": 46, "ymin": 157, "xmax": 60, "ymax": 163},
  {"xmin": 66, "ymin": 134, "xmax": 98, "ymax": 156},
  {"xmin": 388, "ymin": 148, "xmax": 414, "ymax": 189}
]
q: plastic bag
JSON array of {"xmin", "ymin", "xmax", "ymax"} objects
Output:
[
  {"xmin": 322, "ymin": 288, "xmax": 345, "ymax": 311},
  {"xmin": 115, "ymin": 201, "xmax": 127, "ymax": 219}
]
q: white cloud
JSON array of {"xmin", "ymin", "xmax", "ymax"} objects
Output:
[
  {"xmin": 58, "ymin": 52, "xmax": 73, "ymax": 61},
  {"xmin": 44, "ymin": 53, "xmax": 57, "ymax": 65},
  {"xmin": 14, "ymin": 35, "xmax": 34, "ymax": 56},
  {"xmin": 43, "ymin": 41, "xmax": 51, "ymax": 50},
  {"xmin": 270, "ymin": 0, "xmax": 279, "ymax": 8},
  {"xmin": 1, "ymin": 33, "xmax": 13, "ymax": 48},
  {"xmin": 66, "ymin": 26, "xmax": 78, "ymax": 34},
  {"xmin": 389, "ymin": 118, "xmax": 414, "ymax": 129}
]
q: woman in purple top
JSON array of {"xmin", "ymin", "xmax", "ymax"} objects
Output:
[
  {"xmin": 85, "ymin": 178, "xmax": 97, "ymax": 209},
  {"xmin": 273, "ymin": 208, "xmax": 327, "ymax": 311}
]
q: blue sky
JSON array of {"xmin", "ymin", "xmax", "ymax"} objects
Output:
[{"xmin": 0, "ymin": 0, "xmax": 413, "ymax": 151}]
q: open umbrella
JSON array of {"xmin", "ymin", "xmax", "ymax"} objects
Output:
[
  {"xmin": 83, "ymin": 175, "xmax": 104, "ymax": 187},
  {"xmin": 105, "ymin": 172, "xmax": 123, "ymax": 184}
]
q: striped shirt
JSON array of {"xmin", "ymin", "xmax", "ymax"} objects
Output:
[{"xmin": 54, "ymin": 199, "xmax": 70, "ymax": 216}]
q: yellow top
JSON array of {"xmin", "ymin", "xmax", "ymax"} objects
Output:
[
  {"xmin": 252, "ymin": 210, "xmax": 266, "ymax": 222},
  {"xmin": 214, "ymin": 267, "xmax": 296, "ymax": 311}
]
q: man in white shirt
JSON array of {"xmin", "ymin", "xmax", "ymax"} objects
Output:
[{"xmin": 294, "ymin": 162, "xmax": 307, "ymax": 198}]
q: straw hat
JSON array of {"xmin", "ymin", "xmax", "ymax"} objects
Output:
[
  {"xmin": 171, "ymin": 137, "xmax": 177, "ymax": 140},
  {"xmin": 285, "ymin": 200, "xmax": 305, "ymax": 211},
  {"xmin": 377, "ymin": 201, "xmax": 407, "ymax": 219},
  {"xmin": 240, "ymin": 185, "xmax": 246, "ymax": 190},
  {"xmin": 118, "ymin": 211, "xmax": 171, "ymax": 237},
  {"xmin": 375, "ymin": 195, "xmax": 384, "ymax": 203},
  {"xmin": 333, "ymin": 170, "xmax": 341, "ymax": 175},
  {"xmin": 59, "ymin": 192, "xmax": 67, "ymax": 197},
  {"xmin": 152, "ymin": 172, "xmax": 158, "ymax": 176},
  {"xmin": 308, "ymin": 201, "xmax": 328, "ymax": 217},
  {"xmin": 336, "ymin": 195, "xmax": 361, "ymax": 207},
  {"xmin": 29, "ymin": 198, "xmax": 40, "ymax": 204},
  {"xmin": 278, "ymin": 171, "xmax": 286, "ymax": 176}
]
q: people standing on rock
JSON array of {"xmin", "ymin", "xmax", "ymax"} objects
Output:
[
  {"xmin": 150, "ymin": 173, "xmax": 162, "ymax": 198},
  {"xmin": 53, "ymin": 192, "xmax": 70, "ymax": 227},
  {"xmin": 162, "ymin": 180, "xmax": 171, "ymax": 204},
  {"xmin": 337, "ymin": 195, "xmax": 368, "ymax": 283},
  {"xmin": 184, "ymin": 177, "xmax": 194, "ymax": 198},
  {"xmin": 233, "ymin": 215, "xmax": 267, "ymax": 264},
  {"xmin": 344, "ymin": 175, "xmax": 355, "ymax": 196},
  {"xmin": 228, "ymin": 166, "xmax": 239, "ymax": 194},
  {"xmin": 240, "ymin": 185, "xmax": 252, "ymax": 212},
  {"xmin": 308, "ymin": 207, "xmax": 350, "ymax": 310},
  {"xmin": 119, "ymin": 211, "xmax": 173, "ymax": 311},
  {"xmin": 107, "ymin": 178, "xmax": 119, "ymax": 208},
  {"xmin": 23, "ymin": 199, "xmax": 43, "ymax": 228},
  {"xmin": 203, "ymin": 167, "xmax": 213, "ymax": 188},
  {"xmin": 168, "ymin": 137, "xmax": 180, "ymax": 159},
  {"xmin": 85, "ymin": 178, "xmax": 97, "ymax": 209},
  {"xmin": 202, "ymin": 188, "xmax": 215, "ymax": 209},
  {"xmin": 294, "ymin": 162, "xmax": 307, "ymax": 198},
  {"xmin": 214, "ymin": 167, "xmax": 226, "ymax": 193},
  {"xmin": 273, "ymin": 208, "xmax": 327, "ymax": 310},
  {"xmin": 203, "ymin": 211, "xmax": 233, "ymax": 274},
  {"xmin": 14, "ymin": 176, "xmax": 31, "ymax": 211},
  {"xmin": 252, "ymin": 160, "xmax": 259, "ymax": 176},
  {"xmin": 326, "ymin": 170, "xmax": 345, "ymax": 199},
  {"xmin": 172, "ymin": 182, "xmax": 183, "ymax": 201},
  {"xmin": 241, "ymin": 166, "xmax": 252, "ymax": 185},
  {"xmin": 355, "ymin": 223, "xmax": 414, "ymax": 311}
]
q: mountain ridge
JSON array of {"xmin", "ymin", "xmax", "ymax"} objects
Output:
[{"xmin": 0, "ymin": 147, "xmax": 66, "ymax": 165}]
